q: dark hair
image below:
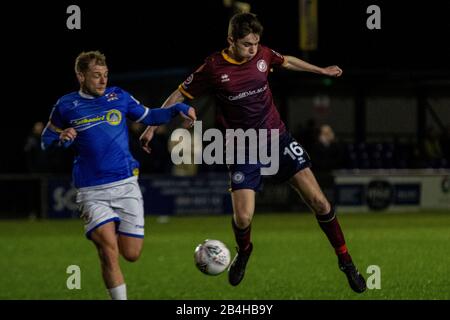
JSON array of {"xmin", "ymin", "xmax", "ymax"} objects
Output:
[
  {"xmin": 228, "ymin": 12, "xmax": 263, "ymax": 40},
  {"xmin": 74, "ymin": 50, "xmax": 106, "ymax": 74}
]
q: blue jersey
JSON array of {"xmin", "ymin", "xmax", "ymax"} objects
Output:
[{"xmin": 47, "ymin": 86, "xmax": 157, "ymax": 188}]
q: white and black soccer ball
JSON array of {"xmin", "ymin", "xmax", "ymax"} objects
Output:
[{"xmin": 194, "ymin": 239, "xmax": 231, "ymax": 276}]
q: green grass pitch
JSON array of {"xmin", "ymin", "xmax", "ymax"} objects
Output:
[{"xmin": 0, "ymin": 211, "xmax": 449, "ymax": 300}]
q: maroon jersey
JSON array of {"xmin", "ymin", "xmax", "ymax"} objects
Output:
[{"xmin": 179, "ymin": 45, "xmax": 287, "ymax": 134}]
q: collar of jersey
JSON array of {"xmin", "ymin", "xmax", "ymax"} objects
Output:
[
  {"xmin": 221, "ymin": 49, "xmax": 248, "ymax": 65},
  {"xmin": 78, "ymin": 90, "xmax": 97, "ymax": 99}
]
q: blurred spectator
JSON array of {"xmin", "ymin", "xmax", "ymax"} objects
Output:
[
  {"xmin": 311, "ymin": 124, "xmax": 344, "ymax": 171},
  {"xmin": 26, "ymin": 120, "xmax": 73, "ymax": 174},
  {"xmin": 440, "ymin": 124, "xmax": 450, "ymax": 166},
  {"xmin": 310, "ymin": 124, "xmax": 343, "ymax": 202},
  {"xmin": 422, "ymin": 126, "xmax": 445, "ymax": 168},
  {"xmin": 24, "ymin": 121, "xmax": 48, "ymax": 173},
  {"xmin": 23, "ymin": 121, "xmax": 47, "ymax": 218}
]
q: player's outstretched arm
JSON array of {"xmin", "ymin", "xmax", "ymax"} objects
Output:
[
  {"xmin": 142, "ymin": 103, "xmax": 196, "ymax": 127},
  {"xmin": 282, "ymin": 55, "xmax": 343, "ymax": 77},
  {"xmin": 140, "ymin": 89, "xmax": 187, "ymax": 154}
]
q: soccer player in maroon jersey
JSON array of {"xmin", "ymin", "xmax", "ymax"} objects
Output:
[{"xmin": 140, "ymin": 12, "xmax": 366, "ymax": 293}]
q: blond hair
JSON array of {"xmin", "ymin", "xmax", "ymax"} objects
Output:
[{"xmin": 74, "ymin": 51, "xmax": 106, "ymax": 74}]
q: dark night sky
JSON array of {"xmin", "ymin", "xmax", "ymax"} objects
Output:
[
  {"xmin": 2, "ymin": 0, "xmax": 450, "ymax": 172},
  {"xmin": 9, "ymin": 1, "xmax": 450, "ymax": 92},
  {"xmin": 11, "ymin": 1, "xmax": 450, "ymax": 72}
]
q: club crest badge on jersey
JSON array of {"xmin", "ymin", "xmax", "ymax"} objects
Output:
[
  {"xmin": 106, "ymin": 109, "xmax": 122, "ymax": 126},
  {"xmin": 232, "ymin": 171, "xmax": 245, "ymax": 184},
  {"xmin": 257, "ymin": 59, "xmax": 268, "ymax": 72}
]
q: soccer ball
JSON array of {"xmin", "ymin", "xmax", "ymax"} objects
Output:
[{"xmin": 194, "ymin": 239, "xmax": 231, "ymax": 275}]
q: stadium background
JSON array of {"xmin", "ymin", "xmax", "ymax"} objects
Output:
[{"xmin": 0, "ymin": 0, "xmax": 449, "ymax": 300}]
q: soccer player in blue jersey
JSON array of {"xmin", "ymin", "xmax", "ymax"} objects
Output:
[
  {"xmin": 41, "ymin": 51, "xmax": 196, "ymax": 300},
  {"xmin": 140, "ymin": 13, "xmax": 366, "ymax": 293}
]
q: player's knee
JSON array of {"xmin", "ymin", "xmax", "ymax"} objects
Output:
[
  {"xmin": 235, "ymin": 218, "xmax": 251, "ymax": 229},
  {"xmin": 310, "ymin": 196, "xmax": 330, "ymax": 215},
  {"xmin": 121, "ymin": 248, "xmax": 141, "ymax": 262},
  {"xmin": 234, "ymin": 211, "xmax": 252, "ymax": 229}
]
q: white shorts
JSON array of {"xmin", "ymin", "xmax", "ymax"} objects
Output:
[{"xmin": 76, "ymin": 176, "xmax": 145, "ymax": 239}]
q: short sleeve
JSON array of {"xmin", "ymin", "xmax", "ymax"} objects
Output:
[
  {"xmin": 267, "ymin": 47, "xmax": 285, "ymax": 67},
  {"xmin": 178, "ymin": 59, "xmax": 213, "ymax": 100}
]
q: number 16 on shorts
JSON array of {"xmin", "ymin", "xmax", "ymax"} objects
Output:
[{"xmin": 284, "ymin": 141, "xmax": 306, "ymax": 165}]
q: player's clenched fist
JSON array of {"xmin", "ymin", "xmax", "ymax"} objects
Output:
[
  {"xmin": 60, "ymin": 127, "xmax": 77, "ymax": 142},
  {"xmin": 322, "ymin": 65, "xmax": 343, "ymax": 77}
]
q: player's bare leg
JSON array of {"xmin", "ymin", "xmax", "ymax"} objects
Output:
[
  {"xmin": 289, "ymin": 168, "xmax": 366, "ymax": 293},
  {"xmin": 90, "ymin": 222, "xmax": 127, "ymax": 299},
  {"xmin": 232, "ymin": 189, "xmax": 255, "ymax": 229},
  {"xmin": 118, "ymin": 235, "xmax": 143, "ymax": 262},
  {"xmin": 289, "ymin": 167, "xmax": 331, "ymax": 215},
  {"xmin": 228, "ymin": 189, "xmax": 255, "ymax": 286}
]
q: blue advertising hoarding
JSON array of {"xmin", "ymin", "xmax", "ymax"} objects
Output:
[{"xmin": 46, "ymin": 174, "xmax": 233, "ymax": 218}]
